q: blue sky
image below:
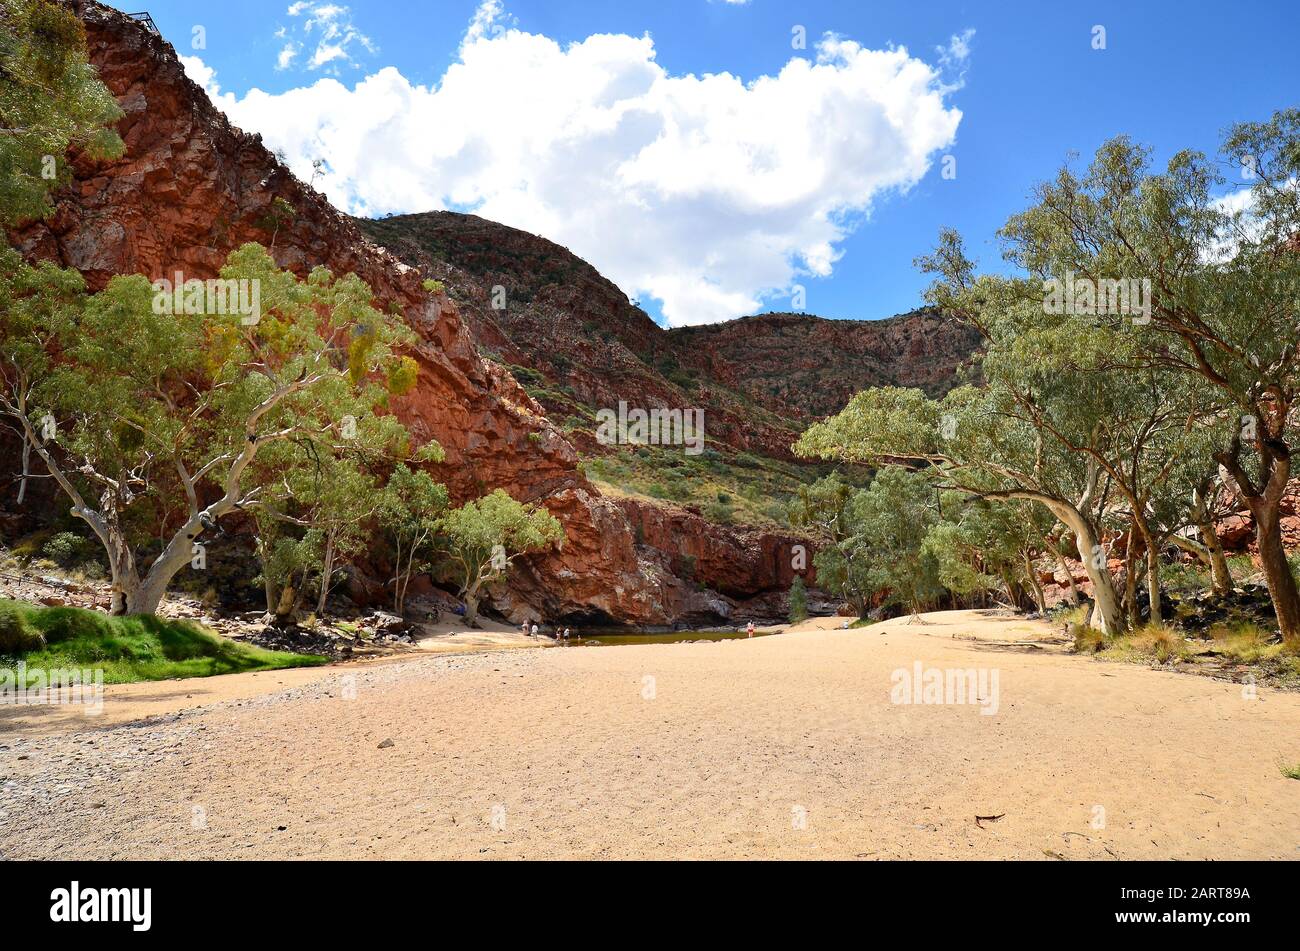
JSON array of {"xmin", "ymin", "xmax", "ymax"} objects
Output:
[{"xmin": 138, "ymin": 0, "xmax": 1300, "ymax": 325}]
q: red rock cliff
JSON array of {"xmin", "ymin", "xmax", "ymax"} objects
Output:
[{"xmin": 5, "ymin": 1, "xmax": 819, "ymax": 626}]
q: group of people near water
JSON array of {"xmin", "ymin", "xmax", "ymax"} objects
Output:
[{"xmin": 521, "ymin": 621, "xmax": 576, "ymax": 642}]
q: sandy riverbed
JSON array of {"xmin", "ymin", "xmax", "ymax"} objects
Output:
[{"xmin": 2, "ymin": 609, "xmax": 1298, "ymax": 859}]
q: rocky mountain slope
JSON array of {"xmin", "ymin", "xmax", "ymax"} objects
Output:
[
  {"xmin": 670, "ymin": 310, "xmax": 981, "ymax": 422},
  {"xmin": 359, "ymin": 211, "xmax": 798, "ymax": 459},
  {"xmin": 358, "ymin": 212, "xmax": 980, "ymax": 458},
  {"xmin": 4, "ymin": 1, "xmax": 864, "ymax": 627}
]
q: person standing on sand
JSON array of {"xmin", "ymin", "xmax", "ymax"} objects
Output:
[
  {"xmin": 531, "ymin": 621, "xmax": 539, "ymax": 638},
  {"xmin": 746, "ymin": 621, "xmax": 756, "ymax": 638}
]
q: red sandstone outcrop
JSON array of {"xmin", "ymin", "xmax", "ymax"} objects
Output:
[{"xmin": 2, "ymin": 1, "xmax": 823, "ymax": 625}]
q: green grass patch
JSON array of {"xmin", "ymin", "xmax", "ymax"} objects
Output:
[
  {"xmin": 1281, "ymin": 763, "xmax": 1300, "ymax": 781},
  {"xmin": 0, "ymin": 598, "xmax": 327, "ymax": 685},
  {"xmin": 1090, "ymin": 623, "xmax": 1193, "ymax": 665},
  {"xmin": 1072, "ymin": 616, "xmax": 1300, "ymax": 687},
  {"xmin": 1206, "ymin": 621, "xmax": 1280, "ymax": 663},
  {"xmin": 1072, "ymin": 623, "xmax": 1107, "ymax": 655}
]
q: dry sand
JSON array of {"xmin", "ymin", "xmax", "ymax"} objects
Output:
[{"xmin": 2, "ymin": 609, "xmax": 1298, "ymax": 860}]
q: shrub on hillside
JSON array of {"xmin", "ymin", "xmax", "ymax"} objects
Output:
[
  {"xmin": 41, "ymin": 531, "xmax": 97, "ymax": 569},
  {"xmin": 703, "ymin": 500, "xmax": 734, "ymax": 524}
]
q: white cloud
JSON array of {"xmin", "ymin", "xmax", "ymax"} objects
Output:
[
  {"xmin": 937, "ymin": 28, "xmax": 975, "ymax": 68},
  {"xmin": 273, "ymin": 2, "xmax": 375, "ymax": 74},
  {"xmin": 1203, "ymin": 185, "xmax": 1271, "ymax": 264},
  {"xmin": 464, "ymin": 0, "xmax": 511, "ymax": 46},
  {"xmin": 179, "ymin": 54, "xmax": 220, "ymax": 95},
  {"xmin": 186, "ymin": 5, "xmax": 966, "ymax": 326}
]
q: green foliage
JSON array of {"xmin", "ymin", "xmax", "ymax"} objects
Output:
[
  {"xmin": 508, "ymin": 364, "xmax": 545, "ymax": 387},
  {"xmin": 702, "ymin": 498, "xmax": 734, "ymax": 523},
  {"xmin": 435, "ymin": 489, "xmax": 564, "ymax": 622},
  {"xmin": 0, "ymin": 0, "xmax": 125, "ymax": 226},
  {"xmin": 0, "ymin": 598, "xmax": 44, "ymax": 652},
  {"xmin": 985, "ymin": 111, "xmax": 1300, "ymax": 641},
  {"xmin": 788, "ymin": 471, "xmax": 855, "ymax": 540},
  {"xmin": 788, "ymin": 575, "xmax": 808, "ymax": 623},
  {"xmin": 855, "ymin": 467, "xmax": 945, "ymax": 614},
  {"xmin": 922, "ymin": 496, "xmax": 1050, "ymax": 602},
  {"xmin": 794, "ymin": 133, "xmax": 1258, "ymax": 635},
  {"xmin": 378, "ymin": 464, "xmax": 449, "ymax": 614},
  {"xmin": 257, "ymin": 533, "xmax": 314, "ymax": 595},
  {"xmin": 386, "ymin": 355, "xmax": 420, "ymax": 395},
  {"xmin": 814, "ymin": 466, "xmax": 944, "ymax": 616},
  {"xmin": 0, "ymin": 242, "xmax": 425, "ymax": 614},
  {"xmin": 41, "ymin": 530, "xmax": 96, "ymax": 569},
  {"xmin": 0, "ymin": 598, "xmax": 326, "ymax": 683},
  {"xmin": 438, "ymin": 490, "xmax": 564, "ymax": 575},
  {"xmin": 379, "ymin": 465, "xmax": 449, "ymax": 537},
  {"xmin": 255, "ymin": 196, "xmax": 295, "ymax": 244}
]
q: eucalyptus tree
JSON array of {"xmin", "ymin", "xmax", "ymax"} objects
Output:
[
  {"xmin": 0, "ymin": 243, "xmax": 419, "ymax": 615},
  {"xmin": 249, "ymin": 422, "xmax": 434, "ymax": 621},
  {"xmin": 1, "ymin": 0, "xmax": 125, "ymax": 504},
  {"xmin": 1128, "ymin": 418, "xmax": 1239, "ymax": 611},
  {"xmin": 808, "ymin": 528, "xmax": 875, "ymax": 619},
  {"xmin": 787, "ymin": 575, "xmax": 809, "ymax": 623},
  {"xmin": 833, "ymin": 466, "xmax": 946, "ymax": 619},
  {"xmin": 798, "ymin": 379, "xmax": 1127, "ymax": 631},
  {"xmin": 800, "ymin": 211, "xmax": 1236, "ymax": 634},
  {"xmin": 789, "ymin": 472, "xmax": 874, "ymax": 615},
  {"xmin": 1175, "ymin": 470, "xmax": 1236, "ymax": 596},
  {"xmin": 0, "ymin": 0, "xmax": 124, "ymax": 227},
  {"xmin": 997, "ymin": 112, "xmax": 1300, "ymax": 643},
  {"xmin": 434, "ymin": 489, "xmax": 564, "ymax": 628},
  {"xmin": 802, "ymin": 259, "xmax": 1173, "ymax": 633},
  {"xmin": 378, "ymin": 463, "xmax": 449, "ymax": 616},
  {"xmin": 788, "ymin": 471, "xmax": 855, "ymax": 542},
  {"xmin": 303, "ymin": 454, "xmax": 388, "ymax": 618},
  {"xmin": 923, "ymin": 495, "xmax": 1055, "ymax": 613}
]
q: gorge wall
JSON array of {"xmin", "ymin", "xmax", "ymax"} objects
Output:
[{"xmin": 5, "ymin": 1, "xmax": 865, "ymax": 626}]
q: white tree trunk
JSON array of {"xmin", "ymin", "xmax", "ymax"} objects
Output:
[
  {"xmin": 316, "ymin": 529, "xmax": 336, "ymax": 617},
  {"xmin": 1068, "ymin": 517, "xmax": 1125, "ymax": 635}
]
